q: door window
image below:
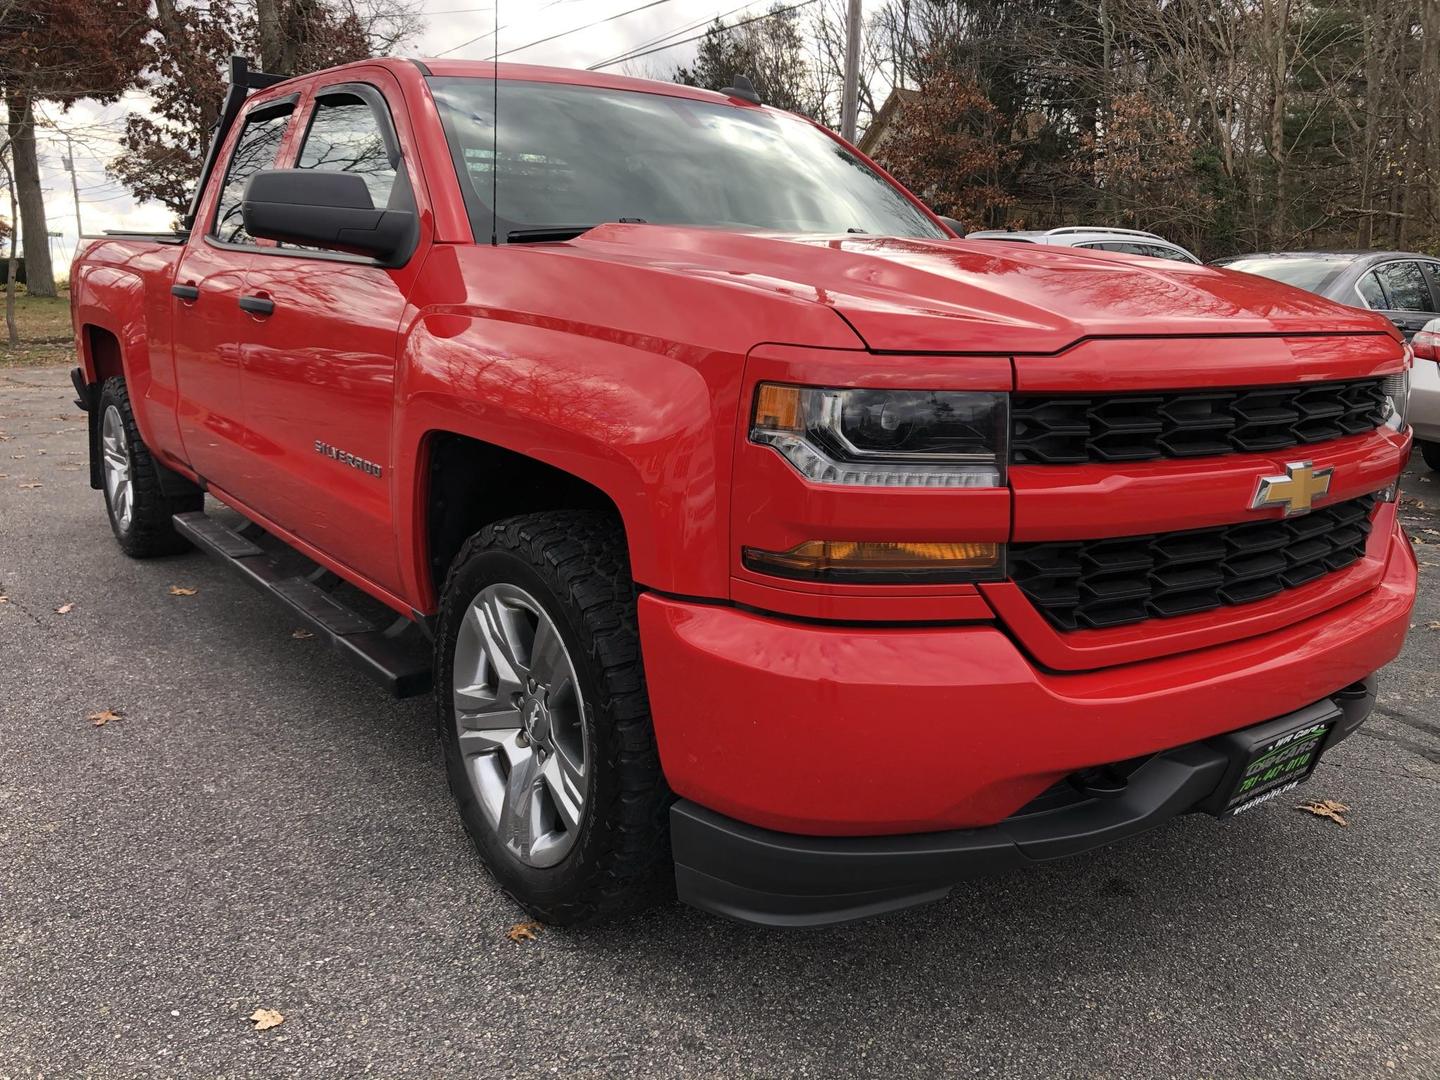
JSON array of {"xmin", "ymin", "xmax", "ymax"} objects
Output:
[
  {"xmin": 1355, "ymin": 271, "xmax": 1387, "ymax": 310},
  {"xmin": 1140, "ymin": 244, "xmax": 1197, "ymax": 263},
  {"xmin": 212, "ymin": 104, "xmax": 294, "ymax": 244},
  {"xmin": 1374, "ymin": 261, "xmax": 1431, "ymax": 312},
  {"xmin": 296, "ymin": 92, "xmax": 411, "ymax": 211}
]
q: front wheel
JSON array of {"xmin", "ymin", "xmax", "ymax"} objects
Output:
[
  {"xmin": 435, "ymin": 511, "xmax": 671, "ymax": 925},
  {"xmin": 1419, "ymin": 440, "xmax": 1440, "ymax": 473},
  {"xmin": 97, "ymin": 377, "xmax": 200, "ymax": 557}
]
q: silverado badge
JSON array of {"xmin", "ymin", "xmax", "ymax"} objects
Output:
[{"xmin": 1250, "ymin": 461, "xmax": 1332, "ymax": 517}]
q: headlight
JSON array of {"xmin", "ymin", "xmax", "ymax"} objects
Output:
[{"xmin": 750, "ymin": 383, "xmax": 1007, "ymax": 487}]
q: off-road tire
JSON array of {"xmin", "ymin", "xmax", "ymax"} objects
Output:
[
  {"xmin": 435, "ymin": 510, "xmax": 672, "ymax": 925},
  {"xmin": 98, "ymin": 377, "xmax": 201, "ymax": 558},
  {"xmin": 1419, "ymin": 440, "xmax": 1440, "ymax": 473}
]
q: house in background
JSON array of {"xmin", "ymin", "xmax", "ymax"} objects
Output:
[{"xmin": 857, "ymin": 88, "xmax": 919, "ymax": 158}]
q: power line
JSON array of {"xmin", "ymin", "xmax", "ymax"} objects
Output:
[
  {"xmin": 590, "ymin": 0, "xmax": 817, "ymax": 70},
  {"xmin": 497, "ymin": 0, "xmax": 681, "ymax": 59},
  {"xmin": 432, "ymin": 19, "xmax": 513, "ymax": 57},
  {"xmin": 586, "ymin": 0, "xmax": 757, "ymax": 70}
]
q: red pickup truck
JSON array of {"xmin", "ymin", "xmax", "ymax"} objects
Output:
[{"xmin": 70, "ymin": 56, "xmax": 1416, "ymax": 927}]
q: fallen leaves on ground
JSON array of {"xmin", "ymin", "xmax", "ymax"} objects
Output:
[
  {"xmin": 87, "ymin": 708, "xmax": 124, "ymax": 727},
  {"xmin": 248, "ymin": 1008, "xmax": 284, "ymax": 1031},
  {"xmin": 168, "ymin": 586, "xmax": 198, "ymax": 596},
  {"xmin": 1296, "ymin": 799, "xmax": 1350, "ymax": 826},
  {"xmin": 291, "ymin": 628, "xmax": 314, "ymax": 640},
  {"xmin": 55, "ymin": 602, "xmax": 74, "ymax": 615},
  {"xmin": 17, "ymin": 482, "xmax": 41, "ymax": 490},
  {"xmin": 507, "ymin": 921, "xmax": 543, "ymax": 943},
  {"xmin": 0, "ymin": 595, "xmax": 8, "ymax": 604},
  {"xmin": 1428, "ymin": 622, "xmax": 1440, "ymax": 631}
]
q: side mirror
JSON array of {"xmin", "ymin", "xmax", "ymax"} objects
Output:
[
  {"xmin": 1414, "ymin": 317, "xmax": 1440, "ymax": 363},
  {"xmin": 937, "ymin": 215, "xmax": 967, "ymax": 238},
  {"xmin": 241, "ymin": 170, "xmax": 414, "ymax": 264}
]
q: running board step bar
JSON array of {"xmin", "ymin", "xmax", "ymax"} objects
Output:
[{"xmin": 173, "ymin": 511, "xmax": 433, "ymax": 698}]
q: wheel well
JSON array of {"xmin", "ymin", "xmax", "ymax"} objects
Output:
[
  {"xmin": 425, "ymin": 432, "xmax": 624, "ymax": 597},
  {"xmin": 84, "ymin": 325, "xmax": 123, "ymax": 384}
]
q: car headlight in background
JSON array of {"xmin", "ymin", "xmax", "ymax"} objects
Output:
[{"xmin": 749, "ymin": 383, "xmax": 1008, "ymax": 487}]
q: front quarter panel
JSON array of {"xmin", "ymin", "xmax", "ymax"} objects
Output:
[
  {"xmin": 394, "ymin": 243, "xmax": 863, "ymax": 606},
  {"xmin": 399, "ymin": 309, "xmax": 727, "ymax": 600}
]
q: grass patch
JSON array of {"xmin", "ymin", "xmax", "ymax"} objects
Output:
[{"xmin": 1, "ymin": 288, "xmax": 74, "ymax": 369}]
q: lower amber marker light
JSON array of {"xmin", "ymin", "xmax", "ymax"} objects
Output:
[{"xmin": 743, "ymin": 540, "xmax": 1002, "ymax": 583}]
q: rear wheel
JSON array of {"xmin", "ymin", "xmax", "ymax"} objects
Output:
[
  {"xmin": 1419, "ymin": 440, "xmax": 1440, "ymax": 473},
  {"xmin": 435, "ymin": 511, "xmax": 671, "ymax": 925},
  {"xmin": 98, "ymin": 377, "xmax": 200, "ymax": 558}
]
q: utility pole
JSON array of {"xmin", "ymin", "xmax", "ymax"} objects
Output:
[
  {"xmin": 841, "ymin": 0, "xmax": 861, "ymax": 143},
  {"xmin": 61, "ymin": 133, "xmax": 83, "ymax": 241}
]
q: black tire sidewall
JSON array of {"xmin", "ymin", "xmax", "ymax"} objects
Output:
[
  {"xmin": 436, "ymin": 545, "xmax": 619, "ymax": 911},
  {"xmin": 1420, "ymin": 440, "xmax": 1440, "ymax": 473}
]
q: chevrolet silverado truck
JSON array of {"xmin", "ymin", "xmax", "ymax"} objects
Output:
[{"xmin": 70, "ymin": 57, "xmax": 1417, "ymax": 928}]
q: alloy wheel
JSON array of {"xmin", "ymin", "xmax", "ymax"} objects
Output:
[
  {"xmin": 452, "ymin": 582, "xmax": 590, "ymax": 868},
  {"xmin": 101, "ymin": 404, "xmax": 133, "ymax": 532}
]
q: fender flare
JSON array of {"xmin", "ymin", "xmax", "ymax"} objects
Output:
[{"xmin": 393, "ymin": 310, "xmax": 739, "ymax": 606}]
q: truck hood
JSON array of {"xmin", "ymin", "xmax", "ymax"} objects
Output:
[{"xmin": 565, "ymin": 224, "xmax": 1398, "ymax": 354}]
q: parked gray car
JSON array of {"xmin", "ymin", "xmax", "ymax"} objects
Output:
[
  {"xmin": 967, "ymin": 226, "xmax": 1201, "ymax": 263},
  {"xmin": 1215, "ymin": 251, "xmax": 1440, "ymax": 470}
]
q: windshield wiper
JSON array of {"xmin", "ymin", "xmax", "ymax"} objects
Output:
[
  {"xmin": 506, "ymin": 218, "xmax": 649, "ymax": 244},
  {"xmin": 506, "ymin": 226, "xmax": 597, "ymax": 244}
]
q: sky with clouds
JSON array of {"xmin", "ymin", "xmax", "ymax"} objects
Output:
[{"xmin": 18, "ymin": 0, "xmax": 837, "ymax": 270}]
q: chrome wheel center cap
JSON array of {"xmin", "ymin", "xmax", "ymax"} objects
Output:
[{"xmin": 522, "ymin": 695, "xmax": 550, "ymax": 744}]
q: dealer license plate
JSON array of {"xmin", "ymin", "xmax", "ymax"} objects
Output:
[{"xmin": 1220, "ymin": 715, "xmax": 1334, "ymax": 817}]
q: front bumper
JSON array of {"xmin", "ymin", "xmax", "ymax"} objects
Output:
[
  {"xmin": 639, "ymin": 516, "xmax": 1414, "ymax": 836},
  {"xmin": 672, "ymin": 679, "xmax": 1377, "ymax": 927}
]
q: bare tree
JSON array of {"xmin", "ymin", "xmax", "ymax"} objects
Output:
[{"xmin": 2, "ymin": 140, "xmax": 18, "ymax": 347}]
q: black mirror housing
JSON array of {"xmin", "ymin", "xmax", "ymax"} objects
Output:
[
  {"xmin": 937, "ymin": 215, "xmax": 967, "ymax": 238},
  {"xmin": 241, "ymin": 170, "xmax": 415, "ymax": 264}
]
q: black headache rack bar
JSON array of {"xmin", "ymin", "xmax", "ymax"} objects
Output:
[{"xmin": 179, "ymin": 55, "xmax": 290, "ymax": 232}]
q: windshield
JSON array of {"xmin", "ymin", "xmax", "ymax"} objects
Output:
[
  {"xmin": 1218, "ymin": 256, "xmax": 1350, "ymax": 295},
  {"xmin": 427, "ymin": 77, "xmax": 947, "ymax": 242}
]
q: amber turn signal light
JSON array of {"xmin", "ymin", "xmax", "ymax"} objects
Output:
[
  {"xmin": 743, "ymin": 540, "xmax": 1003, "ymax": 584},
  {"xmin": 753, "ymin": 383, "xmax": 804, "ymax": 432}
]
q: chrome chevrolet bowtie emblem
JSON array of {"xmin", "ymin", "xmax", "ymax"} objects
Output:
[{"xmin": 1250, "ymin": 461, "xmax": 1333, "ymax": 517}]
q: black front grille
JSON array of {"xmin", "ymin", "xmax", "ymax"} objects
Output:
[
  {"xmin": 1011, "ymin": 378, "xmax": 1388, "ymax": 464},
  {"xmin": 1010, "ymin": 495, "xmax": 1377, "ymax": 631}
]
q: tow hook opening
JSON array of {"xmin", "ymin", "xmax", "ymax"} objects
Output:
[{"xmin": 1067, "ymin": 765, "xmax": 1129, "ymax": 800}]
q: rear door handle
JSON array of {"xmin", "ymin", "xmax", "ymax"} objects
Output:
[
  {"xmin": 171, "ymin": 283, "xmax": 200, "ymax": 301},
  {"xmin": 238, "ymin": 294, "xmax": 275, "ymax": 316}
]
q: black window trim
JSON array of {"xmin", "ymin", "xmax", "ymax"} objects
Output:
[{"xmin": 204, "ymin": 80, "xmax": 418, "ymax": 268}]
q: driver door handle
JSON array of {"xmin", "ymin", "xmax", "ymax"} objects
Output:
[
  {"xmin": 238, "ymin": 294, "xmax": 275, "ymax": 316},
  {"xmin": 171, "ymin": 283, "xmax": 200, "ymax": 301}
]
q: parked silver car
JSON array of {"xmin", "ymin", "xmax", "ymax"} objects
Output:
[
  {"xmin": 966, "ymin": 226, "xmax": 1201, "ymax": 264},
  {"xmin": 1214, "ymin": 251, "xmax": 1440, "ymax": 470}
]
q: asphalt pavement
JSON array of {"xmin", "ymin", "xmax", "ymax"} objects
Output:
[{"xmin": 2, "ymin": 365, "xmax": 1437, "ymax": 1079}]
